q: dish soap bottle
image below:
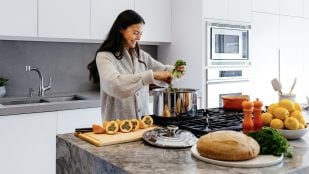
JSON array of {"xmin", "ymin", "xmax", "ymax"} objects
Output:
[
  {"xmin": 253, "ymin": 98, "xmax": 264, "ymax": 131},
  {"xmin": 242, "ymin": 100, "xmax": 254, "ymax": 133}
]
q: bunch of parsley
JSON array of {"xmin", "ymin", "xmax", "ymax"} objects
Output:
[
  {"xmin": 172, "ymin": 59, "xmax": 186, "ymax": 79},
  {"xmin": 247, "ymin": 127, "xmax": 292, "ymax": 158}
]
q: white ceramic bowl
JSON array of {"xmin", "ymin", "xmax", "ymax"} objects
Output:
[{"xmin": 277, "ymin": 127, "xmax": 309, "ymax": 140}]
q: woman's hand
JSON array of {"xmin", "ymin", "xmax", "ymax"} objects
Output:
[
  {"xmin": 153, "ymin": 71, "xmax": 172, "ymax": 84},
  {"xmin": 176, "ymin": 65, "xmax": 186, "ymax": 73}
]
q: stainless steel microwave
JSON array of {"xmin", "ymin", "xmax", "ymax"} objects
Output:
[{"xmin": 206, "ymin": 22, "xmax": 251, "ymax": 66}]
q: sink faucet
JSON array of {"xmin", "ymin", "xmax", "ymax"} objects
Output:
[{"xmin": 25, "ymin": 65, "xmax": 51, "ymax": 97}]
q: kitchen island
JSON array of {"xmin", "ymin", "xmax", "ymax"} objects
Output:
[{"xmin": 56, "ymin": 130, "xmax": 309, "ymax": 174}]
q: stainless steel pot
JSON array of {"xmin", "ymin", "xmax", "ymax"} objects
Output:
[{"xmin": 152, "ymin": 88, "xmax": 198, "ymax": 117}]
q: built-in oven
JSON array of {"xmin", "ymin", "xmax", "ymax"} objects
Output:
[
  {"xmin": 206, "ymin": 22, "xmax": 251, "ymax": 66},
  {"xmin": 205, "ymin": 67, "xmax": 251, "ymax": 108}
]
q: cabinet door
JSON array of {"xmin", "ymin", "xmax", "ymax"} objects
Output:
[
  {"xmin": 280, "ymin": 0, "xmax": 303, "ymax": 17},
  {"xmin": 38, "ymin": 0, "xmax": 90, "ymax": 39},
  {"xmin": 252, "ymin": 0, "xmax": 279, "ymax": 14},
  {"xmin": 228, "ymin": 0, "xmax": 251, "ymax": 22},
  {"xmin": 279, "ymin": 16, "xmax": 304, "ymax": 100},
  {"xmin": 304, "ymin": 0, "xmax": 309, "ymax": 18},
  {"xmin": 57, "ymin": 108, "xmax": 101, "ymax": 134},
  {"xmin": 203, "ymin": 0, "xmax": 229, "ymax": 20},
  {"xmin": 250, "ymin": 12, "xmax": 279, "ymax": 105},
  {"xmin": 135, "ymin": 0, "xmax": 171, "ymax": 43},
  {"xmin": 301, "ymin": 19, "xmax": 309, "ymax": 102},
  {"xmin": 0, "ymin": 112, "xmax": 57, "ymax": 174},
  {"xmin": 0, "ymin": 0, "xmax": 37, "ymax": 37},
  {"xmin": 91, "ymin": 0, "xmax": 134, "ymax": 40}
]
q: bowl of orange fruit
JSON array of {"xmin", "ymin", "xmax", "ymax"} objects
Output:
[{"xmin": 262, "ymin": 99, "xmax": 308, "ymax": 140}]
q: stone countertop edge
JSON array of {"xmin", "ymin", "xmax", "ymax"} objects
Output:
[
  {"xmin": 56, "ymin": 131, "xmax": 309, "ymax": 174},
  {"xmin": 0, "ymin": 91, "xmax": 100, "ymax": 116}
]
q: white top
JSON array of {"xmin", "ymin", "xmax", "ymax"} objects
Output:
[{"xmin": 96, "ymin": 48, "xmax": 173, "ymax": 121}]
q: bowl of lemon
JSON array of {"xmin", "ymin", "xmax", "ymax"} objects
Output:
[{"xmin": 262, "ymin": 99, "xmax": 308, "ymax": 140}]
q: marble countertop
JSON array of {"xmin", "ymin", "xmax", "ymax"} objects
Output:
[
  {"xmin": 0, "ymin": 91, "xmax": 100, "ymax": 116},
  {"xmin": 56, "ymin": 129, "xmax": 309, "ymax": 174}
]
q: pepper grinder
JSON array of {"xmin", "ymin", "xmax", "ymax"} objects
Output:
[
  {"xmin": 242, "ymin": 100, "xmax": 254, "ymax": 133},
  {"xmin": 253, "ymin": 98, "xmax": 264, "ymax": 131}
]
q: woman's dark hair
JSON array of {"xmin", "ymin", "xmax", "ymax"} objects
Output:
[{"xmin": 87, "ymin": 9, "xmax": 145, "ymax": 84}]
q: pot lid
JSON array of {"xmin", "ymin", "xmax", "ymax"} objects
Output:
[{"xmin": 142, "ymin": 125, "xmax": 197, "ymax": 148}]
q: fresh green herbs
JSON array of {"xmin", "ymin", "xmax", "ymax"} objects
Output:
[
  {"xmin": 247, "ymin": 127, "xmax": 292, "ymax": 158},
  {"xmin": 169, "ymin": 59, "xmax": 186, "ymax": 90},
  {"xmin": 172, "ymin": 59, "xmax": 186, "ymax": 79}
]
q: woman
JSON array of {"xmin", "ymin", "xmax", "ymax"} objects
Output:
[{"xmin": 88, "ymin": 9, "xmax": 184, "ymax": 121}]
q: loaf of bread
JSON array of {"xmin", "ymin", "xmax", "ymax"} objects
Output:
[{"xmin": 197, "ymin": 130, "xmax": 260, "ymax": 161}]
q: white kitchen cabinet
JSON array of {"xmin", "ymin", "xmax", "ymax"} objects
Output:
[
  {"xmin": 0, "ymin": 112, "xmax": 57, "ymax": 174},
  {"xmin": 251, "ymin": 12, "xmax": 308, "ymax": 104},
  {"xmin": 91, "ymin": 0, "xmax": 134, "ymax": 40},
  {"xmin": 38, "ymin": 0, "xmax": 90, "ymax": 39},
  {"xmin": 301, "ymin": 19, "xmax": 309, "ymax": 99},
  {"xmin": 304, "ymin": 0, "xmax": 309, "ymax": 18},
  {"xmin": 279, "ymin": 16, "xmax": 304, "ymax": 101},
  {"xmin": 203, "ymin": 0, "xmax": 251, "ymax": 22},
  {"xmin": 134, "ymin": 0, "xmax": 171, "ymax": 43},
  {"xmin": 203, "ymin": 0, "xmax": 229, "ymax": 21},
  {"xmin": 252, "ymin": 0, "xmax": 279, "ymax": 14},
  {"xmin": 228, "ymin": 0, "xmax": 251, "ymax": 22},
  {"xmin": 250, "ymin": 12, "xmax": 280, "ymax": 105},
  {"xmin": 280, "ymin": 0, "xmax": 303, "ymax": 17},
  {"xmin": 0, "ymin": 0, "xmax": 37, "ymax": 37},
  {"xmin": 91, "ymin": 0, "xmax": 171, "ymax": 43},
  {"xmin": 57, "ymin": 107, "xmax": 101, "ymax": 134}
]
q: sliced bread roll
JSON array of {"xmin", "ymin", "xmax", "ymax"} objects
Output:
[{"xmin": 197, "ymin": 130, "xmax": 260, "ymax": 161}]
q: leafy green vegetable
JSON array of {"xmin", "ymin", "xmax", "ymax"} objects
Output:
[
  {"xmin": 247, "ymin": 127, "xmax": 292, "ymax": 158},
  {"xmin": 172, "ymin": 59, "xmax": 186, "ymax": 79},
  {"xmin": 169, "ymin": 59, "xmax": 186, "ymax": 89}
]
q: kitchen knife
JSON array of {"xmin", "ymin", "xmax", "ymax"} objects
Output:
[{"xmin": 75, "ymin": 127, "xmax": 93, "ymax": 133}]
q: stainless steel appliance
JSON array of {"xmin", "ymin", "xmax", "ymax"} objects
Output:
[
  {"xmin": 152, "ymin": 88, "xmax": 198, "ymax": 117},
  {"xmin": 206, "ymin": 66, "xmax": 251, "ymax": 108},
  {"xmin": 206, "ymin": 22, "xmax": 251, "ymax": 66},
  {"xmin": 152, "ymin": 108, "xmax": 244, "ymax": 138}
]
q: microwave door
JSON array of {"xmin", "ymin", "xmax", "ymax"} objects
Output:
[{"xmin": 211, "ymin": 28, "xmax": 243, "ymax": 60}]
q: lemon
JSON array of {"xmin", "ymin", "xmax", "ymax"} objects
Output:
[
  {"xmin": 294, "ymin": 102, "xmax": 302, "ymax": 112},
  {"xmin": 270, "ymin": 118, "xmax": 284, "ymax": 129},
  {"xmin": 279, "ymin": 99, "xmax": 295, "ymax": 112},
  {"xmin": 273, "ymin": 107, "xmax": 289, "ymax": 120},
  {"xmin": 290, "ymin": 110, "xmax": 305, "ymax": 125},
  {"xmin": 284, "ymin": 117, "xmax": 299, "ymax": 130},
  {"xmin": 261, "ymin": 112, "xmax": 273, "ymax": 126},
  {"xmin": 299, "ymin": 123, "xmax": 305, "ymax": 129},
  {"xmin": 267, "ymin": 103, "xmax": 279, "ymax": 115}
]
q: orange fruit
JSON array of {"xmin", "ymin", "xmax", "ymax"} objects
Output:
[
  {"xmin": 92, "ymin": 124, "xmax": 105, "ymax": 134},
  {"xmin": 105, "ymin": 121, "xmax": 119, "ymax": 134},
  {"xmin": 130, "ymin": 118, "xmax": 140, "ymax": 131},
  {"xmin": 119, "ymin": 120, "xmax": 133, "ymax": 133}
]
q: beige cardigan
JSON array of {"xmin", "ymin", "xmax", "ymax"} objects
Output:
[{"xmin": 96, "ymin": 48, "xmax": 173, "ymax": 121}]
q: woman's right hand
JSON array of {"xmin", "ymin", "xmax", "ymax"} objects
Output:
[{"xmin": 153, "ymin": 71, "xmax": 172, "ymax": 84}]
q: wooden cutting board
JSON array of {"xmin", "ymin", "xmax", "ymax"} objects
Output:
[{"xmin": 76, "ymin": 126, "xmax": 156, "ymax": 147}]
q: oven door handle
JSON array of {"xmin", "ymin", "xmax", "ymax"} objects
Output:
[{"xmin": 207, "ymin": 78, "xmax": 250, "ymax": 84}]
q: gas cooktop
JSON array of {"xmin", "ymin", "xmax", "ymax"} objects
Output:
[{"xmin": 152, "ymin": 108, "xmax": 244, "ymax": 137}]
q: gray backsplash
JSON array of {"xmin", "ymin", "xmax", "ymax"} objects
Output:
[{"xmin": 0, "ymin": 40, "xmax": 157, "ymax": 97}]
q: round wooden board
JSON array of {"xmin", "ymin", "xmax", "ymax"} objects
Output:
[{"xmin": 191, "ymin": 145, "xmax": 283, "ymax": 168}]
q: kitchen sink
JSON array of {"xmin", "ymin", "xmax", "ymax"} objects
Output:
[
  {"xmin": 0, "ymin": 95, "xmax": 87, "ymax": 106},
  {"xmin": 43, "ymin": 95, "xmax": 87, "ymax": 102},
  {"xmin": 0, "ymin": 98, "xmax": 49, "ymax": 106}
]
